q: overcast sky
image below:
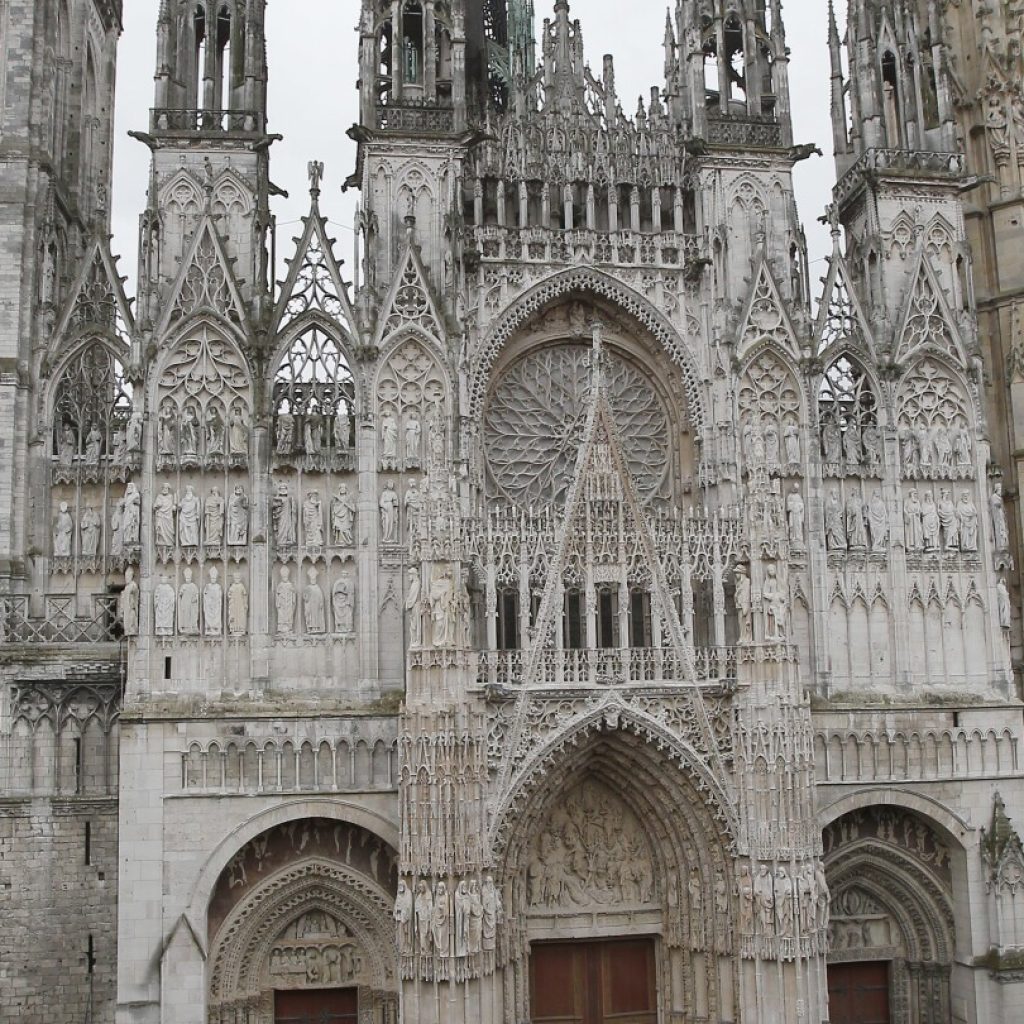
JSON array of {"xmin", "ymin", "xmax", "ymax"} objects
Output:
[{"xmin": 110, "ymin": 1, "xmax": 842, "ymax": 296}]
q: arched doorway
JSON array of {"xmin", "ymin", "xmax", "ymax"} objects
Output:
[
  {"xmin": 824, "ymin": 807, "xmax": 956, "ymax": 1024},
  {"xmin": 207, "ymin": 818, "xmax": 399, "ymax": 1024},
  {"xmin": 494, "ymin": 725, "xmax": 738, "ymax": 1024}
]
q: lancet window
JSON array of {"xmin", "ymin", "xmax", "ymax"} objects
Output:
[
  {"xmin": 818, "ymin": 356, "xmax": 880, "ymax": 478},
  {"xmin": 273, "ymin": 326, "xmax": 356, "ymax": 472}
]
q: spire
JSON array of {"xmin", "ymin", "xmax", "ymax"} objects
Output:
[{"xmin": 829, "ymin": 1, "xmax": 849, "ymax": 158}]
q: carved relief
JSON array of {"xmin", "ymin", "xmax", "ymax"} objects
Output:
[
  {"xmin": 738, "ymin": 352, "xmax": 802, "ymax": 478},
  {"xmin": 376, "ymin": 339, "xmax": 448, "ymax": 472},
  {"xmin": 896, "ymin": 360, "xmax": 974, "ymax": 481}
]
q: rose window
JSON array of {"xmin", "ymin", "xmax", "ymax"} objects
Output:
[{"xmin": 484, "ymin": 343, "xmax": 671, "ymax": 505}]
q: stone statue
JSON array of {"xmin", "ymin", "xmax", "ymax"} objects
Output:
[
  {"xmin": 904, "ymin": 489, "xmax": 924, "ymax": 551},
  {"xmin": 430, "ymin": 569, "xmax": 455, "ymax": 647},
  {"xmin": 998, "ymin": 577, "xmax": 1013, "ymax": 630},
  {"xmin": 991, "ymin": 484, "xmax": 1010, "ymax": 550},
  {"xmin": 783, "ymin": 420, "xmax": 800, "ymax": 467},
  {"xmin": 937, "ymin": 488, "xmax": 959, "ymax": 550},
  {"xmin": 58, "ymin": 423, "xmax": 76, "ymax": 465},
  {"xmin": 227, "ymin": 575, "xmax": 248, "ymax": 636},
  {"xmin": 180, "ymin": 405, "xmax": 200, "ymax": 459},
  {"xmin": 275, "ymin": 566, "xmax": 297, "ymax": 635},
  {"xmin": 688, "ymin": 867, "xmax": 705, "ymax": 949},
  {"xmin": 154, "ymin": 575, "xmax": 175, "ymax": 636},
  {"xmin": 227, "ymin": 486, "xmax": 249, "ymax": 546},
  {"xmin": 481, "ymin": 876, "xmax": 502, "ymax": 952},
  {"xmin": 203, "ymin": 566, "xmax": 223, "ymax": 636},
  {"xmin": 957, "ymin": 492, "xmax": 979, "ymax": 552},
  {"xmin": 275, "ymin": 409, "xmax": 294, "ymax": 454},
  {"xmin": 332, "ymin": 485, "xmax": 356, "ymax": 546},
  {"xmin": 454, "ymin": 880, "xmax": 471, "ymax": 958},
  {"xmin": 406, "ymin": 567, "xmax": 423, "ymax": 647},
  {"xmin": 762, "ymin": 564, "xmax": 787, "ymax": 641},
  {"xmin": 53, "ymin": 501, "xmax": 74, "ymax": 557},
  {"xmin": 814, "ymin": 862, "xmax": 830, "ymax": 932},
  {"xmin": 303, "ymin": 490, "xmax": 324, "ymax": 547},
  {"xmin": 80, "ymin": 506, "xmax": 101, "ymax": 559},
  {"xmin": 899, "ymin": 426, "xmax": 918, "ymax": 477},
  {"xmin": 845, "ymin": 491, "xmax": 868, "ymax": 551},
  {"xmin": 468, "ymin": 880, "xmax": 483, "ymax": 955},
  {"xmin": 754, "ymin": 864, "xmax": 775, "ymax": 935},
  {"xmin": 734, "ymin": 565, "xmax": 752, "ymax": 642},
  {"xmin": 205, "ymin": 406, "xmax": 225, "ymax": 457},
  {"xmin": 404, "ymin": 414, "xmax": 422, "ymax": 466},
  {"xmin": 119, "ymin": 567, "xmax": 140, "ymax": 637},
  {"xmin": 866, "ymin": 490, "xmax": 888, "ymax": 552},
  {"xmin": 404, "ymin": 481, "xmax": 423, "ymax": 542},
  {"xmin": 381, "ymin": 410, "xmax": 399, "ymax": 469},
  {"xmin": 126, "ymin": 406, "xmax": 144, "ymax": 453},
  {"xmin": 333, "ymin": 405, "xmax": 350, "ymax": 452},
  {"xmin": 774, "ymin": 867, "xmax": 794, "ymax": 939},
  {"xmin": 303, "ymin": 567, "xmax": 327, "ymax": 634},
  {"xmin": 179, "ymin": 486, "xmax": 201, "ymax": 547},
  {"xmin": 394, "ymin": 880, "xmax": 414, "ymax": 953},
  {"xmin": 228, "ymin": 404, "xmax": 249, "ymax": 456},
  {"xmin": 272, "ymin": 482, "xmax": 297, "ymax": 547},
  {"xmin": 786, "ymin": 486, "xmax": 804, "ymax": 549},
  {"xmin": 158, "ymin": 403, "xmax": 177, "ymax": 457},
  {"xmin": 933, "ymin": 425, "xmax": 953, "ymax": 476},
  {"xmin": 737, "ymin": 863, "xmax": 755, "ymax": 936},
  {"xmin": 825, "ymin": 489, "xmax": 846, "ymax": 550},
  {"xmin": 83, "ymin": 423, "xmax": 103, "ymax": 464},
  {"xmin": 432, "ymin": 881, "xmax": 451, "ymax": 958},
  {"xmin": 415, "ymin": 880, "xmax": 434, "ymax": 954},
  {"xmin": 204, "ymin": 488, "xmax": 225, "ymax": 546},
  {"xmin": 921, "ymin": 491, "xmax": 940, "ymax": 551},
  {"xmin": 954, "ymin": 427, "xmax": 972, "ymax": 473},
  {"xmin": 304, "ymin": 412, "xmax": 323, "ymax": 455},
  {"xmin": 843, "ymin": 420, "xmax": 862, "ymax": 466},
  {"xmin": 332, "ymin": 574, "xmax": 355, "ymax": 634},
  {"xmin": 154, "ymin": 484, "xmax": 176, "ymax": 547},
  {"xmin": 379, "ymin": 482, "xmax": 399, "ymax": 544},
  {"xmin": 917, "ymin": 426, "xmax": 934, "ymax": 477},
  {"xmin": 121, "ymin": 482, "xmax": 141, "ymax": 546},
  {"xmin": 110, "ymin": 429, "xmax": 125, "ymax": 465},
  {"xmin": 178, "ymin": 568, "xmax": 200, "ymax": 635},
  {"xmin": 862, "ymin": 424, "xmax": 882, "ymax": 472}
]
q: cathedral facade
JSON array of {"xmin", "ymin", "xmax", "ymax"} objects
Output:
[{"xmin": 3, "ymin": 1, "xmax": 1024, "ymax": 1022}]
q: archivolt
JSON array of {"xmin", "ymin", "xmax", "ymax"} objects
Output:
[{"xmin": 471, "ymin": 268, "xmax": 706, "ymax": 434}]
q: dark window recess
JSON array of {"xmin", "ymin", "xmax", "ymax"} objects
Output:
[
  {"xmin": 564, "ymin": 591, "xmax": 585, "ymax": 650},
  {"xmin": 497, "ymin": 589, "xmax": 520, "ymax": 650},
  {"xmin": 165, "ymin": 656, "xmax": 172, "ymax": 680},
  {"xmin": 74, "ymin": 737, "xmax": 83, "ymax": 793},
  {"xmin": 597, "ymin": 589, "xmax": 618, "ymax": 649},
  {"xmin": 630, "ymin": 590, "xmax": 652, "ymax": 648},
  {"xmin": 84, "ymin": 821, "xmax": 92, "ymax": 866}
]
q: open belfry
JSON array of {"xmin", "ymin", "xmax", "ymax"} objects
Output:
[{"xmin": 5, "ymin": 0, "xmax": 1024, "ymax": 1021}]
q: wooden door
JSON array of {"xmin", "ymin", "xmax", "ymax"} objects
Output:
[
  {"xmin": 530, "ymin": 939, "xmax": 657, "ymax": 1024},
  {"xmin": 827, "ymin": 962, "xmax": 891, "ymax": 1024},
  {"xmin": 274, "ymin": 989, "xmax": 359, "ymax": 1024}
]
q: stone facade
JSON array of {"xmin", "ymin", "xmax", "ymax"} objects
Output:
[{"xmin": 3, "ymin": 1, "xmax": 1024, "ymax": 1023}]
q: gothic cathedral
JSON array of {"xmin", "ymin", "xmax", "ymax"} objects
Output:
[{"xmin": 3, "ymin": 1, "xmax": 1024, "ymax": 1023}]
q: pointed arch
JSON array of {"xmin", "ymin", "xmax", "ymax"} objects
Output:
[
  {"xmin": 894, "ymin": 254, "xmax": 967, "ymax": 368},
  {"xmin": 815, "ymin": 255, "xmax": 876, "ymax": 362},
  {"xmin": 737, "ymin": 346, "xmax": 804, "ymax": 476},
  {"xmin": 375, "ymin": 241, "xmax": 445, "ymax": 347},
  {"xmin": 818, "ymin": 351, "xmax": 883, "ymax": 477}
]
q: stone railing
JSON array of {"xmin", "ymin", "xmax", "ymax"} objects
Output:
[
  {"xmin": 180, "ymin": 729, "xmax": 400, "ymax": 795},
  {"xmin": 477, "ymin": 646, "xmax": 738, "ymax": 689},
  {"xmin": 0, "ymin": 595, "xmax": 121, "ymax": 644},
  {"xmin": 151, "ymin": 108, "xmax": 265, "ymax": 134},
  {"xmin": 814, "ymin": 726, "xmax": 1021, "ymax": 784},
  {"xmin": 834, "ymin": 147, "xmax": 965, "ymax": 205},
  {"xmin": 706, "ymin": 112, "xmax": 784, "ymax": 149},
  {"xmin": 376, "ymin": 100, "xmax": 455, "ymax": 134},
  {"xmin": 467, "ymin": 224, "xmax": 703, "ymax": 270}
]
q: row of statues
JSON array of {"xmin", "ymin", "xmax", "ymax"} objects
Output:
[
  {"xmin": 158, "ymin": 400, "xmax": 250, "ymax": 464},
  {"xmin": 737, "ymin": 861, "xmax": 830, "ymax": 943},
  {"xmin": 734, "ymin": 563, "xmax": 788, "ymax": 643},
  {"xmin": 154, "ymin": 484, "xmax": 249, "ymax": 549},
  {"xmin": 820, "ymin": 415, "xmax": 882, "ymax": 475},
  {"xmin": 55, "ymin": 410, "xmax": 143, "ymax": 467},
  {"xmin": 825, "ymin": 487, "xmax": 988, "ymax": 555},
  {"xmin": 742, "ymin": 418, "xmax": 802, "ymax": 475},
  {"xmin": 275, "ymin": 404, "xmax": 351, "ymax": 458},
  {"xmin": 898, "ymin": 422, "xmax": 973, "ymax": 480},
  {"xmin": 394, "ymin": 877, "xmax": 503, "ymax": 958},
  {"xmin": 153, "ymin": 566, "xmax": 249, "ymax": 637},
  {"xmin": 274, "ymin": 565, "xmax": 355, "ymax": 635},
  {"xmin": 53, "ymin": 502, "xmax": 104, "ymax": 560}
]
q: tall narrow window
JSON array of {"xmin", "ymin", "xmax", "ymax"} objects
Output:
[
  {"xmin": 564, "ymin": 590, "xmax": 585, "ymax": 650},
  {"xmin": 629, "ymin": 590, "xmax": 652, "ymax": 649},
  {"xmin": 597, "ymin": 588, "xmax": 618, "ymax": 649},
  {"xmin": 216, "ymin": 4, "xmax": 231, "ymax": 111},
  {"xmin": 496, "ymin": 589, "xmax": 520, "ymax": 650},
  {"xmin": 193, "ymin": 5, "xmax": 207, "ymax": 111},
  {"xmin": 403, "ymin": 2, "xmax": 425, "ymax": 86},
  {"xmin": 724, "ymin": 17, "xmax": 746, "ymax": 105},
  {"xmin": 881, "ymin": 51, "xmax": 901, "ymax": 147}
]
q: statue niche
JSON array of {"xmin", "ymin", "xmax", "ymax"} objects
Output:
[{"xmin": 526, "ymin": 780, "xmax": 656, "ymax": 915}]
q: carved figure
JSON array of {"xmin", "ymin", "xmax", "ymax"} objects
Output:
[
  {"xmin": 58, "ymin": 423, "xmax": 76, "ymax": 465},
  {"xmin": 904, "ymin": 489, "xmax": 924, "ymax": 552},
  {"xmin": 734, "ymin": 565, "xmax": 752, "ymax": 642},
  {"xmin": 688, "ymin": 867, "xmax": 705, "ymax": 949},
  {"xmin": 991, "ymin": 484, "xmax": 1010, "ymax": 550},
  {"xmin": 899, "ymin": 426, "xmax": 918, "ymax": 476},
  {"xmin": 933, "ymin": 425, "xmax": 953, "ymax": 476},
  {"xmin": 415, "ymin": 880, "xmax": 434, "ymax": 954},
  {"xmin": 454, "ymin": 880, "xmax": 471, "ymax": 958},
  {"xmin": 917, "ymin": 426, "xmax": 933, "ymax": 476},
  {"xmin": 204, "ymin": 488, "xmax": 225, "ymax": 546},
  {"xmin": 406, "ymin": 568, "xmax": 423, "ymax": 647},
  {"xmin": 866, "ymin": 490, "xmax": 888, "ymax": 552},
  {"xmin": 332, "ymin": 574, "xmax": 354, "ymax": 634},
  {"xmin": 862, "ymin": 424, "xmax": 882, "ymax": 472},
  {"xmin": 179, "ymin": 486, "xmax": 201, "ymax": 547},
  {"xmin": 332, "ymin": 485, "xmax": 356, "ymax": 546},
  {"xmin": 468, "ymin": 880, "xmax": 483, "ymax": 955},
  {"xmin": 110, "ymin": 429, "xmax": 125, "ymax": 465},
  {"xmin": 430, "ymin": 569, "xmax": 455, "ymax": 647},
  {"xmin": 205, "ymin": 406, "xmax": 225, "ymax": 457},
  {"xmin": 178, "ymin": 568, "xmax": 200, "ymax": 635},
  {"xmin": 304, "ymin": 567, "xmax": 327, "ymax": 634},
  {"xmin": 405, "ymin": 414, "xmax": 422, "ymax": 466},
  {"xmin": 158, "ymin": 403, "xmax": 177, "ymax": 457},
  {"xmin": 333, "ymin": 406, "xmax": 350, "ymax": 452},
  {"xmin": 921, "ymin": 491, "xmax": 940, "ymax": 552},
  {"xmin": 228, "ymin": 575, "xmax": 248, "ymax": 636},
  {"xmin": 303, "ymin": 491, "xmax": 324, "ymax": 547},
  {"xmin": 481, "ymin": 876, "xmax": 502, "ymax": 952},
  {"xmin": 228, "ymin": 404, "xmax": 249, "ymax": 456},
  {"xmin": 953, "ymin": 427, "xmax": 972, "ymax": 472},
  {"xmin": 381, "ymin": 411, "xmax": 399, "ymax": 469},
  {"xmin": 786, "ymin": 486, "xmax": 805, "ymax": 549},
  {"xmin": 737, "ymin": 863, "xmax": 755, "ymax": 936},
  {"xmin": 405, "ymin": 481, "xmax": 423, "ymax": 542},
  {"xmin": 814, "ymin": 862, "xmax": 830, "ymax": 931},
  {"xmin": 754, "ymin": 865, "xmax": 775, "ymax": 935},
  {"xmin": 394, "ymin": 880, "xmax": 414, "ymax": 953},
  {"xmin": 180, "ymin": 405, "xmax": 200, "ymax": 459},
  {"xmin": 154, "ymin": 575, "xmax": 175, "ymax": 636},
  {"xmin": 937, "ymin": 488, "xmax": 959, "ymax": 550},
  {"xmin": 783, "ymin": 419, "xmax": 800, "ymax": 467},
  {"xmin": 227, "ymin": 486, "xmax": 249, "ymax": 546},
  {"xmin": 154, "ymin": 485, "xmax": 176, "ymax": 547},
  {"xmin": 272, "ymin": 483, "xmax": 297, "ymax": 547},
  {"xmin": 432, "ymin": 881, "xmax": 451, "ymax": 958},
  {"xmin": 843, "ymin": 420, "xmax": 862, "ymax": 466},
  {"xmin": 304, "ymin": 412, "xmax": 323, "ymax": 455},
  {"xmin": 276, "ymin": 410, "xmax": 295, "ymax": 454},
  {"xmin": 763, "ymin": 422, "xmax": 780, "ymax": 471},
  {"xmin": 380, "ymin": 482, "xmax": 399, "ymax": 544},
  {"xmin": 275, "ymin": 566, "xmax": 297, "ymax": 635},
  {"xmin": 762, "ymin": 564, "xmax": 787, "ymax": 641},
  {"xmin": 53, "ymin": 501, "xmax": 74, "ymax": 557},
  {"xmin": 80, "ymin": 506, "xmax": 101, "ymax": 558},
  {"xmin": 119, "ymin": 567, "xmax": 140, "ymax": 637},
  {"xmin": 825, "ymin": 489, "xmax": 847, "ymax": 550},
  {"xmin": 126, "ymin": 406, "xmax": 144, "ymax": 453},
  {"xmin": 84, "ymin": 423, "xmax": 102, "ymax": 464},
  {"xmin": 774, "ymin": 868, "xmax": 794, "ymax": 939},
  {"xmin": 846, "ymin": 491, "xmax": 868, "ymax": 551},
  {"xmin": 203, "ymin": 566, "xmax": 223, "ymax": 636},
  {"xmin": 957, "ymin": 492, "xmax": 979, "ymax": 552},
  {"xmin": 998, "ymin": 577, "xmax": 1013, "ymax": 630}
]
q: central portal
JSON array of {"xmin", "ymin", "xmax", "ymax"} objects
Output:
[
  {"xmin": 529, "ymin": 939, "xmax": 657, "ymax": 1024},
  {"xmin": 274, "ymin": 988, "xmax": 358, "ymax": 1024}
]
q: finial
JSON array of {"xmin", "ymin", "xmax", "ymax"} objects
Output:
[
  {"xmin": 308, "ymin": 160, "xmax": 325, "ymax": 199},
  {"xmin": 590, "ymin": 319, "xmax": 605, "ymax": 394}
]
